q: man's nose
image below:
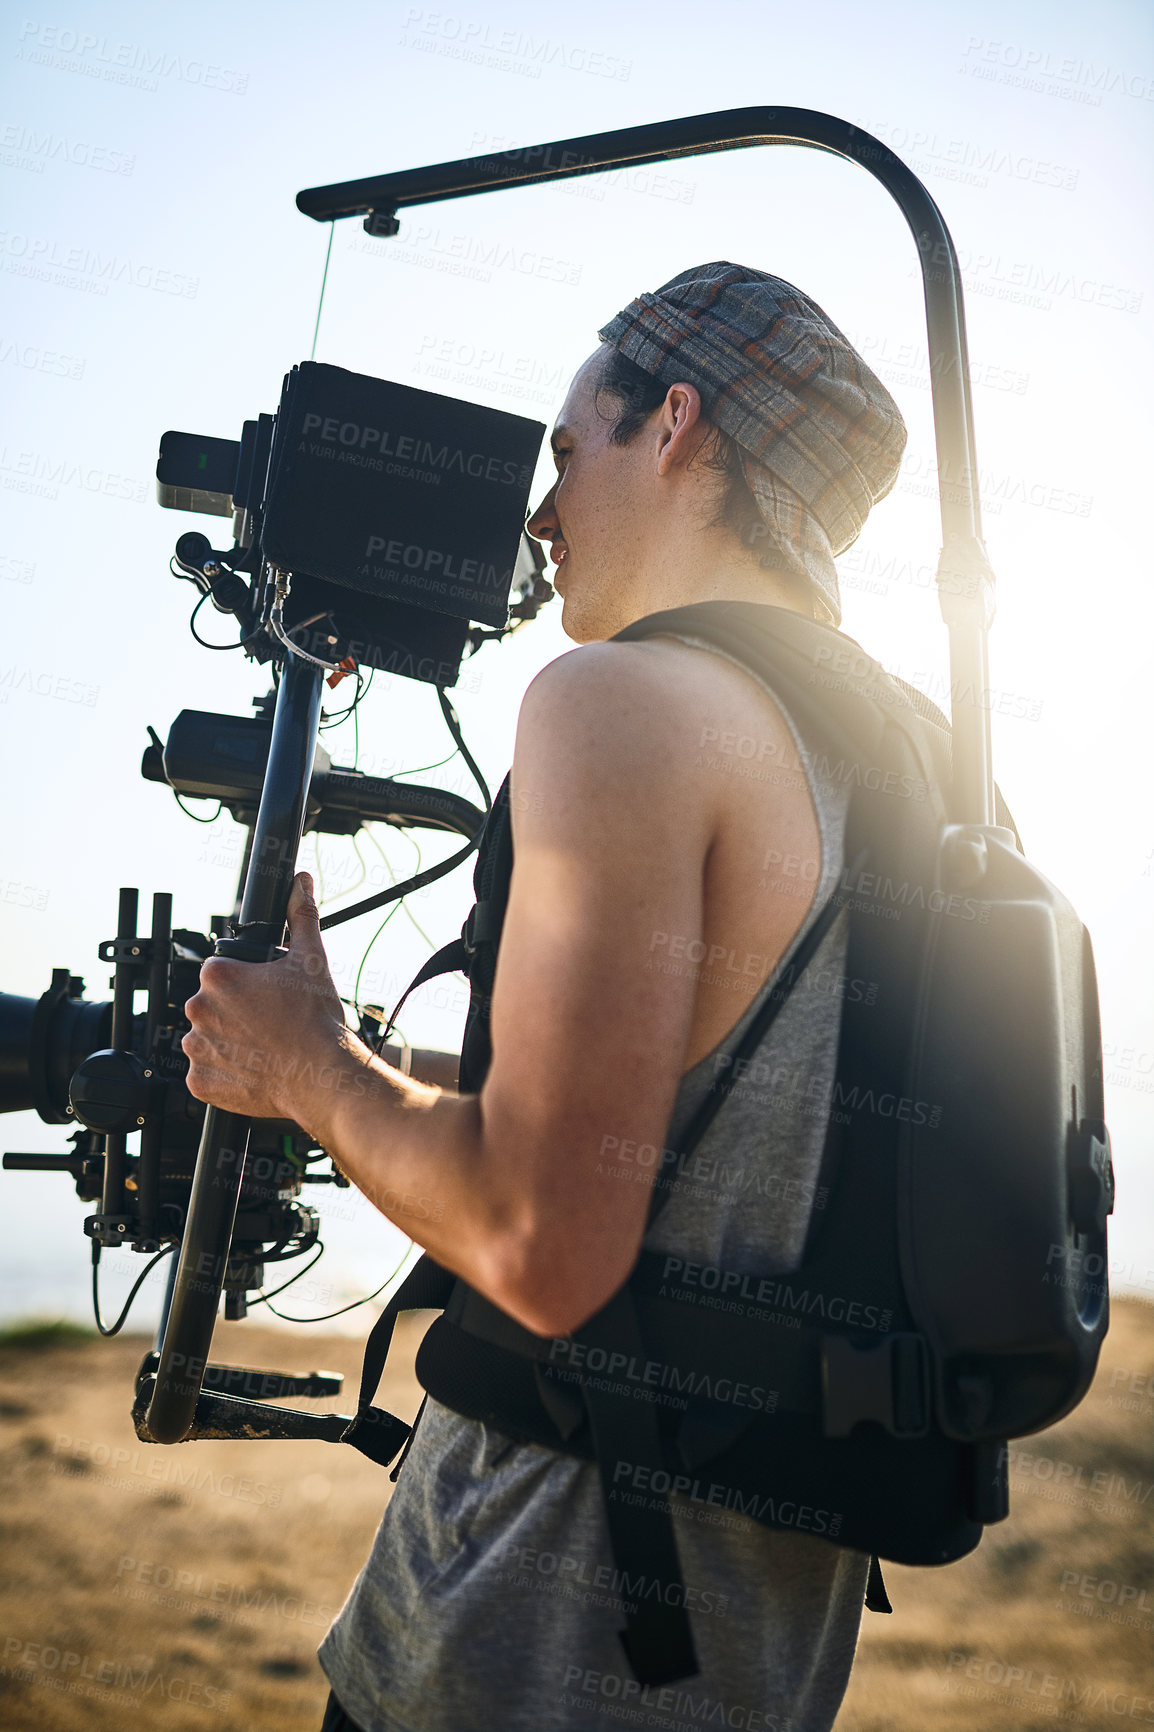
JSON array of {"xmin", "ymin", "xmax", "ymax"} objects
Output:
[{"xmin": 526, "ymin": 481, "xmax": 558, "ymax": 542}]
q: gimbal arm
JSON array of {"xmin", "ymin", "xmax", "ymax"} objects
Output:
[
  {"xmin": 145, "ymin": 651, "xmax": 324, "ymax": 1444},
  {"xmin": 299, "ymin": 107, "xmax": 996, "ymax": 827}
]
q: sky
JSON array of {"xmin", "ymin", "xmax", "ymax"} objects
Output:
[{"xmin": 1, "ymin": 0, "xmax": 1151, "ymax": 1329}]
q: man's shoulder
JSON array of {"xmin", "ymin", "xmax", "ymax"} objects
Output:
[
  {"xmin": 509, "ymin": 641, "xmax": 729, "ymax": 844},
  {"xmin": 517, "ymin": 640, "xmax": 713, "ymax": 764},
  {"xmin": 519, "ymin": 636, "xmax": 762, "ymax": 741}
]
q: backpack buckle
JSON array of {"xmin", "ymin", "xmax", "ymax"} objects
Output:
[
  {"xmin": 461, "ymin": 898, "xmax": 500, "ymax": 957},
  {"xmin": 821, "ymin": 1331, "xmax": 929, "ymax": 1438}
]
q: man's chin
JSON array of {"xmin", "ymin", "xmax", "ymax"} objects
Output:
[{"xmin": 558, "ymin": 580, "xmax": 620, "ymax": 644}]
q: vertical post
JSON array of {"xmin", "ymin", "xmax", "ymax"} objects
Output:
[
  {"xmin": 135, "ymin": 891, "xmax": 172, "ymax": 1249},
  {"xmin": 146, "ymin": 651, "xmax": 324, "ymax": 1444},
  {"xmin": 99, "ymin": 887, "xmax": 138, "ymax": 1227}
]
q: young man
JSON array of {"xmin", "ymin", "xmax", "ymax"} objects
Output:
[{"xmin": 183, "ymin": 261, "xmax": 908, "ymax": 1732}]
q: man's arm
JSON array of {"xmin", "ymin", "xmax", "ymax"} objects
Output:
[
  {"xmin": 183, "ymin": 643, "xmax": 717, "ymax": 1337},
  {"xmin": 377, "ymin": 1044, "xmax": 459, "ymax": 1092}
]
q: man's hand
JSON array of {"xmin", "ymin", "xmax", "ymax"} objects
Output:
[{"xmin": 182, "ymin": 872, "xmax": 358, "ymax": 1124}]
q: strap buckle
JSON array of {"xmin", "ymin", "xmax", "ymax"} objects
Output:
[
  {"xmin": 461, "ymin": 898, "xmax": 500, "ymax": 957},
  {"xmin": 821, "ymin": 1331, "xmax": 929, "ymax": 1438}
]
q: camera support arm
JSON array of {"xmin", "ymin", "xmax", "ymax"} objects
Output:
[
  {"xmin": 145, "ymin": 650, "xmax": 324, "ymax": 1444},
  {"xmin": 299, "ymin": 107, "xmax": 995, "ymax": 828}
]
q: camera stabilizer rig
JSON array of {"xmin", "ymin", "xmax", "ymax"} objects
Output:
[{"xmin": 2, "ymin": 356, "xmax": 548, "ymax": 1446}]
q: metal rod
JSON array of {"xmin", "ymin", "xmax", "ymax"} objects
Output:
[
  {"xmin": 152, "ymin": 1239, "xmax": 180, "ymax": 1352},
  {"xmin": 136, "ymin": 892, "xmax": 172, "ymax": 1246},
  {"xmin": 297, "ymin": 107, "xmax": 996, "ymax": 823},
  {"xmin": 231, "ymin": 823, "xmax": 255, "ymax": 925},
  {"xmin": 100, "ymin": 887, "xmax": 138, "ymax": 1222},
  {"xmin": 146, "ymin": 653, "xmax": 324, "ymax": 1445}
]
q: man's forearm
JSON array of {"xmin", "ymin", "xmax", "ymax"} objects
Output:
[
  {"xmin": 378, "ymin": 1043, "xmax": 460, "ymax": 1092},
  {"xmin": 285, "ymin": 1026, "xmax": 531, "ymax": 1311}
]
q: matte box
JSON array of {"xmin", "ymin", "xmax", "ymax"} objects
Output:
[{"xmin": 261, "ymin": 361, "xmax": 545, "ymax": 629}]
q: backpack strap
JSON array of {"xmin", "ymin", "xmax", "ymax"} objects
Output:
[
  {"xmin": 646, "ymin": 847, "xmax": 863, "ymax": 1227},
  {"xmin": 578, "ymin": 1287, "xmax": 699, "ymax": 1685},
  {"xmin": 338, "ymin": 1256, "xmax": 456, "ymax": 1467}
]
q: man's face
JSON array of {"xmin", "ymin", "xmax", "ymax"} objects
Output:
[{"xmin": 526, "ymin": 349, "xmax": 657, "ymax": 643}]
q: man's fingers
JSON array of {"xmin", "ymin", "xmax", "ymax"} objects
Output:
[{"xmin": 288, "ymin": 871, "xmax": 322, "ymax": 943}]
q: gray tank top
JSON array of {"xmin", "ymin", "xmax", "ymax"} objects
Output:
[{"xmin": 319, "ymin": 647, "xmax": 869, "ymax": 1732}]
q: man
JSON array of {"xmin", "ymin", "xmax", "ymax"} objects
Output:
[{"xmin": 183, "ymin": 262, "xmax": 908, "ymax": 1732}]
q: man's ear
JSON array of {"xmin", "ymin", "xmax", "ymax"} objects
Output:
[{"xmin": 654, "ymin": 382, "xmax": 703, "ymax": 474}]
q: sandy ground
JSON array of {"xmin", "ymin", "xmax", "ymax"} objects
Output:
[{"xmin": 0, "ymin": 1298, "xmax": 1150, "ymax": 1732}]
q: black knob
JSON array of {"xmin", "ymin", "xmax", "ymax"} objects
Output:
[{"xmin": 69, "ymin": 1049, "xmax": 155, "ymax": 1133}]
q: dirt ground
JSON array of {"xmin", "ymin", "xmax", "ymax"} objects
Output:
[{"xmin": 1, "ymin": 1298, "xmax": 1150, "ymax": 1732}]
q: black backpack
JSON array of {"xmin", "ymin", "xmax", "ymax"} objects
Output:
[{"xmin": 340, "ymin": 600, "xmax": 1113, "ymax": 1687}]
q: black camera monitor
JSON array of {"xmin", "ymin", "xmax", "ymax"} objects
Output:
[
  {"xmin": 264, "ymin": 363, "xmax": 544, "ymax": 629},
  {"xmin": 156, "ymin": 364, "xmax": 547, "ymax": 684}
]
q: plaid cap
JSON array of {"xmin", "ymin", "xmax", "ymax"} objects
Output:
[{"xmin": 597, "ymin": 261, "xmax": 907, "ymax": 626}]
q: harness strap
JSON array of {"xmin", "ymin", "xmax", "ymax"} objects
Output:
[
  {"xmin": 339, "ymin": 1256, "xmax": 456, "ymax": 1467},
  {"xmin": 452, "ymin": 1260, "xmax": 930, "ymax": 1439},
  {"xmin": 648, "ymin": 849, "xmax": 865, "ymax": 1229},
  {"xmin": 379, "ymin": 937, "xmax": 468, "ymax": 1041},
  {"xmin": 578, "ymin": 1287, "xmax": 699, "ymax": 1687}
]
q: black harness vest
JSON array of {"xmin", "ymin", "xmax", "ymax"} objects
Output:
[{"xmin": 338, "ymin": 601, "xmax": 1110, "ymax": 1688}]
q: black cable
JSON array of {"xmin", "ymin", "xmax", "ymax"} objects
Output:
[
  {"xmin": 174, "ymin": 793, "xmax": 223, "ymax": 824},
  {"xmin": 246, "ymin": 1239, "xmax": 327, "ymax": 1308},
  {"xmin": 318, "ymin": 831, "xmax": 481, "ymax": 932},
  {"xmin": 317, "ymin": 683, "xmax": 490, "ymax": 931},
  {"xmin": 437, "ymin": 686, "xmax": 491, "ymax": 812},
  {"xmin": 258, "ymin": 1246, "xmax": 415, "ymax": 1323},
  {"xmin": 189, "ymin": 588, "xmax": 243, "ymax": 652},
  {"xmin": 91, "ymin": 1241, "xmax": 176, "ymax": 1338}
]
